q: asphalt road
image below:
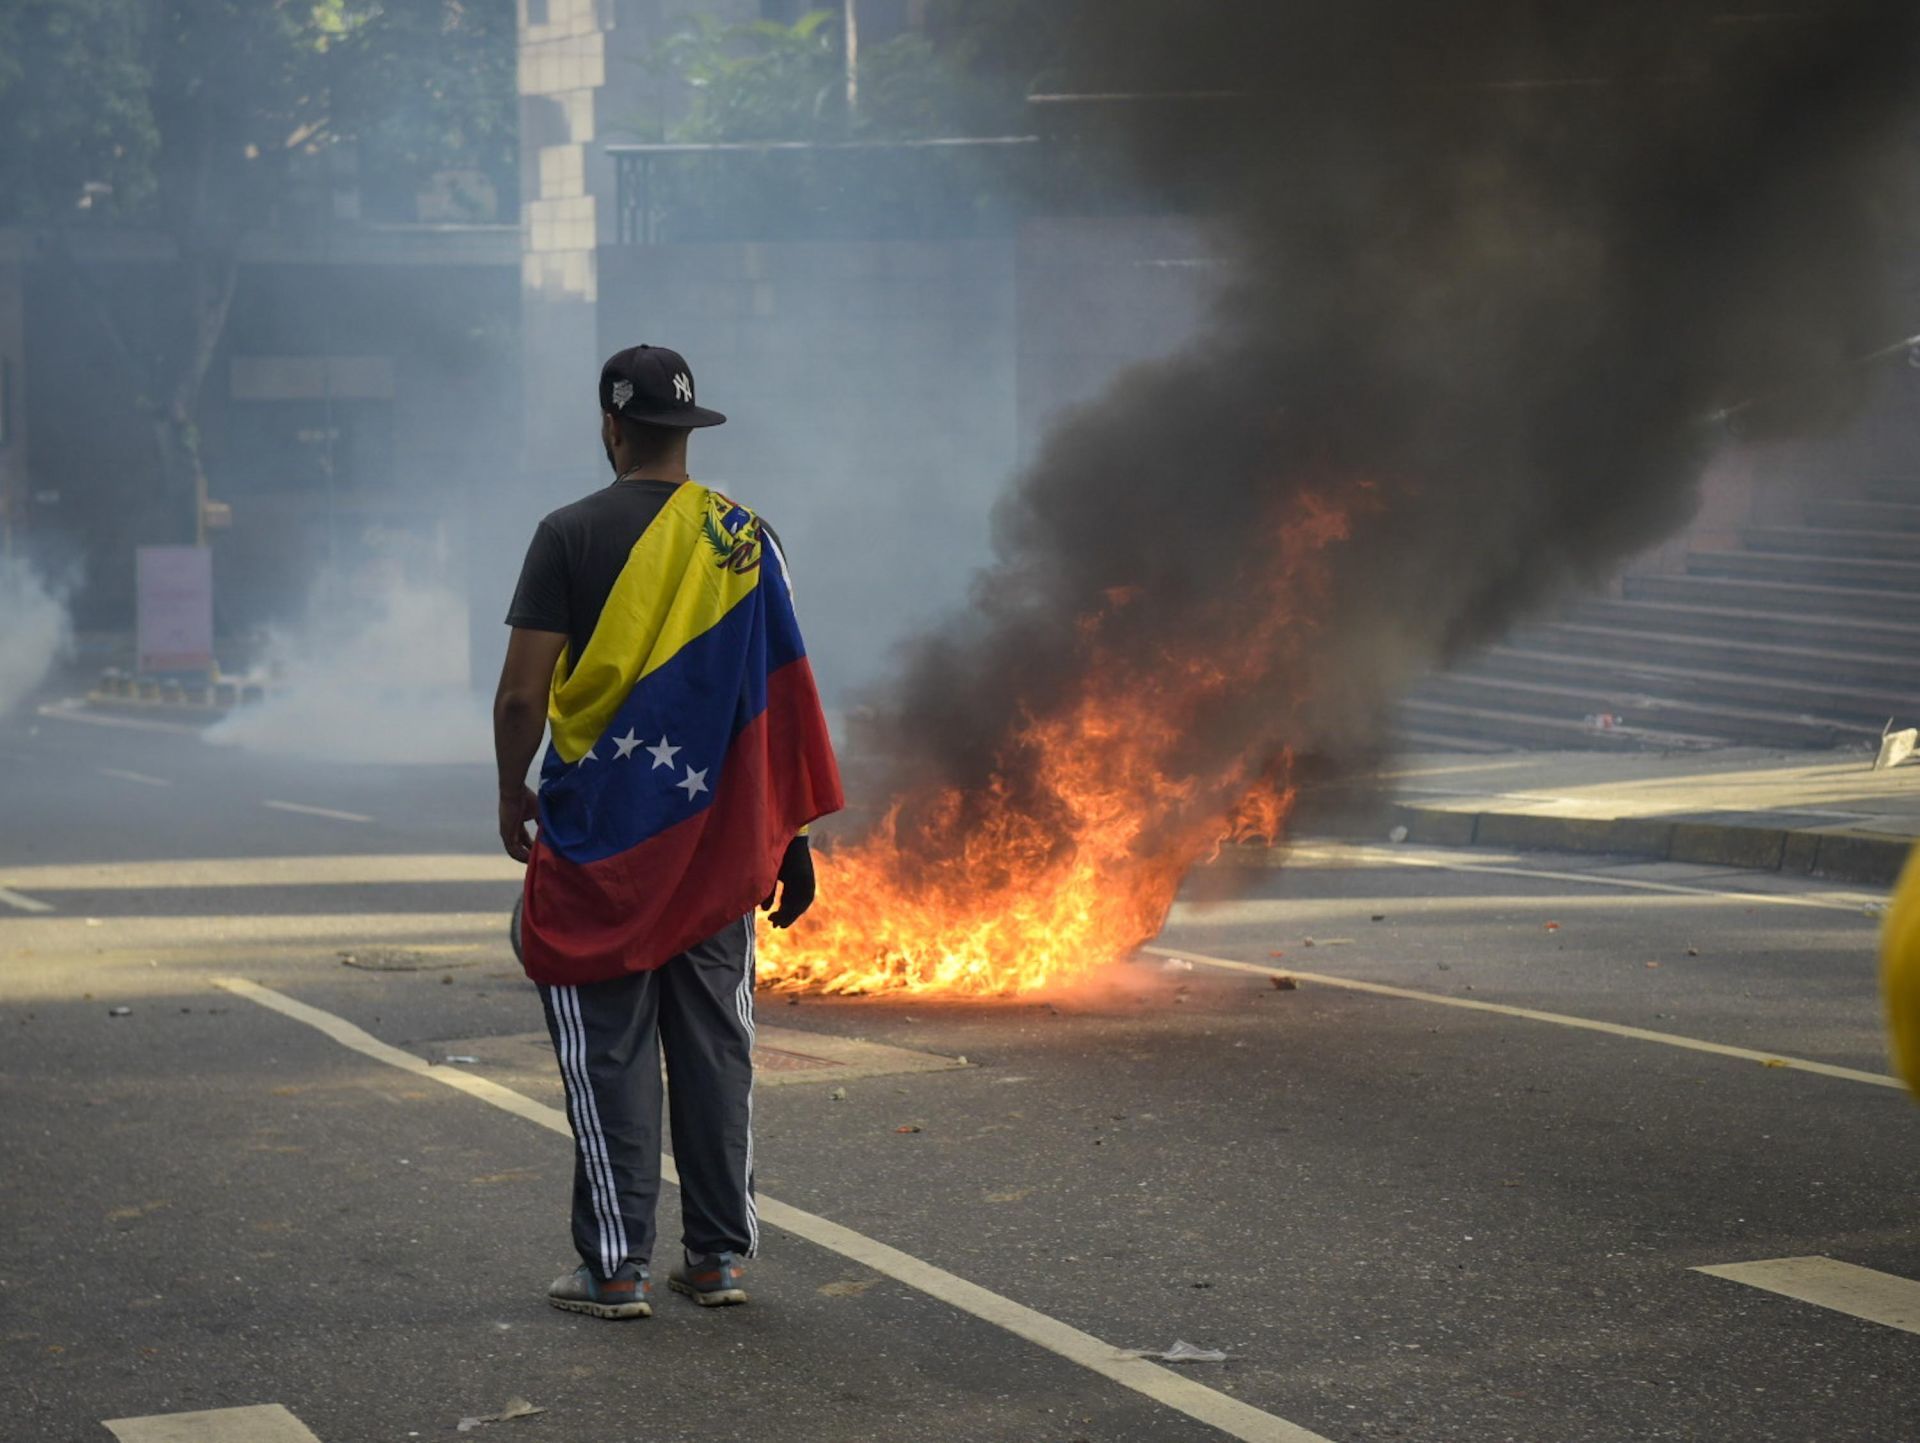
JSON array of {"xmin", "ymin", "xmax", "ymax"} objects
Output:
[{"xmin": 3, "ymin": 699, "xmax": 1917, "ymax": 1443}]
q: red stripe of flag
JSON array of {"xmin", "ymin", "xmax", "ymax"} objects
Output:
[{"xmin": 520, "ymin": 658, "xmax": 843, "ymax": 985}]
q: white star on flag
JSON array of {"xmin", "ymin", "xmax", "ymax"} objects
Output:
[
  {"xmin": 677, "ymin": 766, "xmax": 709, "ymax": 799},
  {"xmin": 579, "ymin": 745, "xmax": 598, "ymax": 763},
  {"xmin": 647, "ymin": 737, "xmax": 681, "ymax": 770},
  {"xmin": 612, "ymin": 729, "xmax": 642, "ymax": 760}
]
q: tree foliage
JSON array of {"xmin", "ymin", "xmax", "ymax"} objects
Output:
[
  {"xmin": 0, "ymin": 0, "xmax": 517, "ymax": 541},
  {"xmin": 0, "ymin": 0, "xmax": 515, "ymax": 228},
  {"xmin": 0, "ymin": 0, "xmax": 157, "ymax": 222},
  {"xmin": 656, "ymin": 5, "xmax": 1056, "ymax": 145}
]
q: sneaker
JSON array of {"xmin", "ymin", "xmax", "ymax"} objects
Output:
[
  {"xmin": 668, "ymin": 1251, "xmax": 749, "ymax": 1306},
  {"xmin": 547, "ymin": 1262, "xmax": 652, "ymax": 1319}
]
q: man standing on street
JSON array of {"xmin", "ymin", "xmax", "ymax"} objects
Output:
[{"xmin": 493, "ymin": 344, "xmax": 843, "ymax": 1319}]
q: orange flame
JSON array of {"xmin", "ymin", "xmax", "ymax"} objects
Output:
[{"xmin": 758, "ymin": 486, "xmax": 1359, "ymax": 995}]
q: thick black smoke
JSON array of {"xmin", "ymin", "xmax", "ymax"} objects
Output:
[{"xmin": 861, "ymin": 0, "xmax": 1919, "ymax": 841}]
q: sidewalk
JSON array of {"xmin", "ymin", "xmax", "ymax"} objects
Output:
[{"xmin": 1371, "ymin": 747, "xmax": 1920, "ymax": 887}]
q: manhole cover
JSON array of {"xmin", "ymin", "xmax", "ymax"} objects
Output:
[
  {"xmin": 341, "ymin": 947, "xmax": 481, "ymax": 972},
  {"xmin": 755, "ymin": 1044, "xmax": 843, "ymax": 1074}
]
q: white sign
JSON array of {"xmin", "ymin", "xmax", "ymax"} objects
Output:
[{"xmin": 136, "ymin": 545, "xmax": 213, "ymax": 674}]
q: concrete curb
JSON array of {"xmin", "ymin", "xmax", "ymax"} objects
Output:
[{"xmin": 1383, "ymin": 804, "xmax": 1913, "ymax": 889}]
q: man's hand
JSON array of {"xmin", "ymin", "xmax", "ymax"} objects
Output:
[
  {"xmin": 500, "ymin": 786, "xmax": 540, "ymax": 864},
  {"xmin": 494, "ymin": 627, "xmax": 565, "ymax": 863},
  {"xmin": 760, "ymin": 835, "xmax": 816, "ymax": 928}
]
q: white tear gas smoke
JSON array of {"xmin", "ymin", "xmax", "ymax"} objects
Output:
[
  {"xmin": 0, "ymin": 555, "xmax": 73, "ymax": 716},
  {"xmin": 205, "ymin": 572, "xmax": 489, "ymax": 765},
  {"xmin": 863, "ymin": 0, "xmax": 1920, "ymax": 841}
]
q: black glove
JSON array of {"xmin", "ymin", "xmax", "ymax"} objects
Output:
[{"xmin": 761, "ymin": 835, "xmax": 815, "ymax": 929}]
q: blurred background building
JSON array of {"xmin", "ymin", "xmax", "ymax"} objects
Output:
[{"xmin": 1, "ymin": 0, "xmax": 1915, "ymax": 746}]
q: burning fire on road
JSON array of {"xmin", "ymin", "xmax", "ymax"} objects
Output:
[
  {"xmin": 758, "ymin": 488, "xmax": 1358, "ymax": 995},
  {"xmin": 766, "ymin": 0, "xmax": 1920, "ymax": 997}
]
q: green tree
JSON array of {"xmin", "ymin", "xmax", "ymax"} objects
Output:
[
  {"xmin": 659, "ymin": 10, "xmax": 847, "ymax": 143},
  {"xmin": 0, "ymin": 0, "xmax": 514, "ymax": 541},
  {"xmin": 0, "ymin": 0, "xmax": 156, "ymax": 222},
  {"xmin": 654, "ymin": 5, "xmax": 1052, "ymax": 145}
]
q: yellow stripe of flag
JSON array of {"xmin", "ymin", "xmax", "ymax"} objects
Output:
[{"xmin": 546, "ymin": 482, "xmax": 763, "ymax": 763}]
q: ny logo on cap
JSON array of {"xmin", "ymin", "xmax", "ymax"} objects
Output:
[{"xmin": 673, "ymin": 373, "xmax": 693, "ymax": 403}]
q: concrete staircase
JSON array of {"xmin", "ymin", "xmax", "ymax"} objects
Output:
[{"xmin": 1401, "ymin": 479, "xmax": 1920, "ymax": 752}]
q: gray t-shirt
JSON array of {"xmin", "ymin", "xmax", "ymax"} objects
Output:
[{"xmin": 504, "ymin": 478, "xmax": 681, "ymax": 661}]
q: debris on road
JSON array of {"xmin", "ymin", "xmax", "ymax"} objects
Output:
[
  {"xmin": 1122, "ymin": 1340, "xmax": 1229, "ymax": 1364},
  {"xmin": 1371, "ymin": 914, "xmax": 1386, "ymax": 922},
  {"xmin": 456, "ymin": 1398, "xmax": 545, "ymax": 1431},
  {"xmin": 442, "ymin": 1055, "xmax": 481, "ymax": 1065},
  {"xmin": 1161, "ymin": 957, "xmax": 1194, "ymax": 972},
  {"xmin": 894, "ymin": 1124, "xmax": 922, "ymax": 1134},
  {"xmin": 107, "ymin": 1006, "xmax": 131, "ymax": 1017},
  {"xmin": 1875, "ymin": 724, "xmax": 1916, "ymax": 771},
  {"xmin": 1388, "ymin": 825, "xmax": 1409, "ymax": 843},
  {"xmin": 1269, "ymin": 975, "xmax": 1298, "ymax": 991},
  {"xmin": 1544, "ymin": 922, "xmax": 1561, "ymax": 932},
  {"xmin": 828, "ymin": 1087, "xmax": 847, "ymax": 1101}
]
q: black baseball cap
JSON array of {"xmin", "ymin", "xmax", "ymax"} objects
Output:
[{"xmin": 599, "ymin": 344, "xmax": 727, "ymax": 429}]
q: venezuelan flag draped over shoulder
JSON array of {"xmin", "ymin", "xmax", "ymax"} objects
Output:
[{"xmin": 519, "ymin": 482, "xmax": 843, "ymax": 985}]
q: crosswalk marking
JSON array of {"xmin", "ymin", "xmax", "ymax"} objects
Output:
[
  {"xmin": 1694, "ymin": 1256, "xmax": 1920, "ymax": 1335},
  {"xmin": 103, "ymin": 1403, "xmax": 322, "ymax": 1441}
]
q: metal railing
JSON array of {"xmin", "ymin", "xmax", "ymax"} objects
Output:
[{"xmin": 608, "ymin": 136, "xmax": 1043, "ymax": 246}]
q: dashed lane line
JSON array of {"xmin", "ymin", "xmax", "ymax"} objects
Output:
[
  {"xmin": 104, "ymin": 1402, "xmax": 323, "ymax": 1442},
  {"xmin": 1695, "ymin": 1257, "xmax": 1920, "ymax": 1335},
  {"xmin": 0, "ymin": 884, "xmax": 54, "ymax": 914},
  {"xmin": 97, "ymin": 766, "xmax": 174, "ymax": 787},
  {"xmin": 262, "ymin": 800, "xmax": 375, "ymax": 824},
  {"xmin": 1146, "ymin": 946, "xmax": 1905, "ymax": 1092},
  {"xmin": 214, "ymin": 976, "xmax": 1332, "ymax": 1443}
]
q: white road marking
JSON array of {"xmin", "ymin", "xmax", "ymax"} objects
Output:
[
  {"xmin": 1146, "ymin": 946, "xmax": 1904, "ymax": 1092},
  {"xmin": 1694, "ymin": 1256, "xmax": 1920, "ymax": 1335},
  {"xmin": 0, "ymin": 854, "xmax": 521, "ymax": 891},
  {"xmin": 97, "ymin": 766, "xmax": 173, "ymax": 787},
  {"xmin": 263, "ymin": 800, "xmax": 374, "ymax": 824},
  {"xmin": 104, "ymin": 1402, "xmax": 323, "ymax": 1442},
  {"xmin": 0, "ymin": 885, "xmax": 53, "ymax": 914},
  {"xmin": 1282, "ymin": 842, "xmax": 1887, "ymax": 915},
  {"xmin": 1169, "ymin": 890, "xmax": 1850, "ymax": 927},
  {"xmin": 36, "ymin": 701, "xmax": 202, "ymax": 736},
  {"xmin": 214, "ymin": 976, "xmax": 1331, "ymax": 1443},
  {"xmin": 7, "ymin": 912, "xmax": 500, "ymax": 952}
]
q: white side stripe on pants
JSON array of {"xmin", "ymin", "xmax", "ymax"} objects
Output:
[
  {"xmin": 548, "ymin": 988, "xmax": 609, "ymax": 1274},
  {"xmin": 566, "ymin": 987, "xmax": 630, "ymax": 1277},
  {"xmin": 738, "ymin": 916, "xmax": 760, "ymax": 1257},
  {"xmin": 553, "ymin": 985, "xmax": 628, "ymax": 1278}
]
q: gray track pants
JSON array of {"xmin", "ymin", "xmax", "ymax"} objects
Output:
[{"xmin": 537, "ymin": 915, "xmax": 758, "ymax": 1280}]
